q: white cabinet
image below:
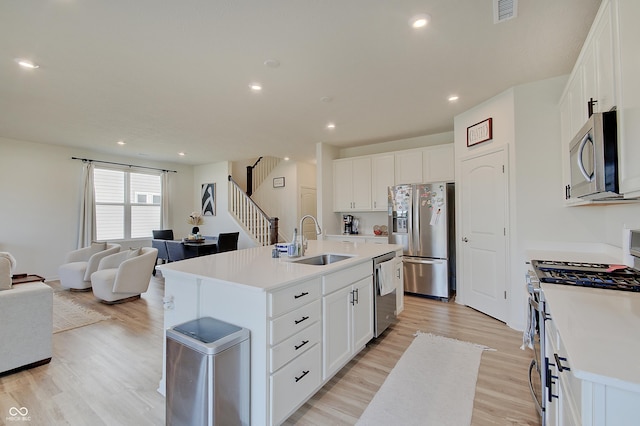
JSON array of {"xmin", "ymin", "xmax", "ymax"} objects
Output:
[
  {"xmin": 395, "ymin": 150, "xmax": 423, "ymax": 184},
  {"xmin": 423, "ymin": 144, "xmax": 454, "ymax": 183},
  {"xmin": 393, "ymin": 256, "xmax": 404, "ymax": 314},
  {"xmin": 371, "ymin": 154, "xmax": 395, "ymax": 211},
  {"xmin": 615, "ymin": 0, "xmax": 640, "ymax": 197},
  {"xmin": 268, "ymin": 278, "xmax": 322, "ymax": 425},
  {"xmin": 560, "ymin": 0, "xmax": 617, "ymax": 141},
  {"xmin": 322, "ymin": 263, "xmax": 373, "ymax": 380},
  {"xmin": 333, "ymin": 144, "xmax": 454, "ymax": 212},
  {"xmin": 333, "ymin": 157, "xmax": 372, "ymax": 211},
  {"xmin": 543, "ymin": 295, "xmax": 640, "ymax": 426},
  {"xmin": 557, "ymin": 0, "xmax": 640, "ymax": 203}
]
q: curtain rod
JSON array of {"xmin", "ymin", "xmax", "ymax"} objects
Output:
[{"xmin": 71, "ymin": 157, "xmax": 177, "ymax": 173}]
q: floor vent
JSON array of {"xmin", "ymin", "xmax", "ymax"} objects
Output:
[{"xmin": 494, "ymin": 0, "xmax": 518, "ymax": 23}]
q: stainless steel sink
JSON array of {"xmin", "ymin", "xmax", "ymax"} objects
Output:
[{"xmin": 291, "ymin": 254, "xmax": 353, "ymax": 266}]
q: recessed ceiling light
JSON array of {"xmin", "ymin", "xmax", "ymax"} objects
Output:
[
  {"xmin": 326, "ymin": 123, "xmax": 336, "ymax": 130},
  {"xmin": 16, "ymin": 59, "xmax": 39, "ymax": 69},
  {"xmin": 117, "ymin": 140, "xmax": 126, "ymax": 145},
  {"xmin": 178, "ymin": 152, "xmax": 185, "ymax": 156},
  {"xmin": 448, "ymin": 95, "xmax": 459, "ymax": 102},
  {"xmin": 250, "ymin": 83, "xmax": 262, "ymax": 91},
  {"xmin": 284, "ymin": 157, "xmax": 290, "ymax": 161},
  {"xmin": 410, "ymin": 14, "xmax": 431, "ymax": 29}
]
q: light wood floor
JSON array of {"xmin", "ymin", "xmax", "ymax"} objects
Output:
[{"xmin": 0, "ymin": 278, "xmax": 541, "ymax": 425}]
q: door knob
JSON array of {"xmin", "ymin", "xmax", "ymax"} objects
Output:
[{"xmin": 462, "ymin": 237, "xmax": 469, "ymax": 242}]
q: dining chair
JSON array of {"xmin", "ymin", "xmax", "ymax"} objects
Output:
[
  {"xmin": 151, "ymin": 239, "xmax": 169, "ymax": 275},
  {"xmin": 216, "ymin": 232, "xmax": 239, "ymax": 253},
  {"xmin": 152, "ymin": 229, "xmax": 174, "ymax": 240},
  {"xmin": 166, "ymin": 241, "xmax": 187, "ymax": 262}
]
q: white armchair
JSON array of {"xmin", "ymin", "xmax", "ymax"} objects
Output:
[
  {"xmin": 90, "ymin": 247, "xmax": 158, "ymax": 304},
  {"xmin": 0, "ymin": 252, "xmax": 16, "ymax": 290},
  {"xmin": 58, "ymin": 243, "xmax": 121, "ymax": 290}
]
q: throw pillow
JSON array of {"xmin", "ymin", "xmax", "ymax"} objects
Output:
[
  {"xmin": 89, "ymin": 241, "xmax": 107, "ymax": 255},
  {"xmin": 127, "ymin": 248, "xmax": 142, "ymax": 259}
]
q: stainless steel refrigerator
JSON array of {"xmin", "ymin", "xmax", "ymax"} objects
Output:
[{"xmin": 388, "ymin": 182, "xmax": 455, "ymax": 300}]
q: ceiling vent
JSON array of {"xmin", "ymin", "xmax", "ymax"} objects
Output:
[{"xmin": 494, "ymin": 0, "xmax": 518, "ymax": 23}]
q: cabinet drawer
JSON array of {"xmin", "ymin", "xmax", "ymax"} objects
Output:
[
  {"xmin": 270, "ymin": 322, "xmax": 320, "ymax": 373},
  {"xmin": 269, "ymin": 277, "xmax": 321, "ymax": 317},
  {"xmin": 270, "ymin": 345, "xmax": 321, "ymax": 426},
  {"xmin": 323, "ymin": 262, "xmax": 372, "ymax": 295},
  {"xmin": 270, "ymin": 299, "xmax": 321, "ymax": 345}
]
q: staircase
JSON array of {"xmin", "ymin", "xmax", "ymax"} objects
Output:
[{"xmin": 229, "ymin": 156, "xmax": 282, "ymax": 246}]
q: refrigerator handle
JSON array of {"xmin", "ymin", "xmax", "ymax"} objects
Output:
[{"xmin": 403, "ymin": 257, "xmax": 446, "ymax": 265}]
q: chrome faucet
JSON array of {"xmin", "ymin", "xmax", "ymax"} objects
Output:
[{"xmin": 298, "ymin": 215, "xmax": 322, "ymax": 257}]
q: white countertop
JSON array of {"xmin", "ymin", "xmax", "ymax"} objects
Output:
[
  {"xmin": 541, "ymin": 283, "xmax": 640, "ymax": 392},
  {"xmin": 527, "ymin": 247, "xmax": 640, "ymax": 392},
  {"xmin": 158, "ymin": 240, "xmax": 402, "ymax": 292}
]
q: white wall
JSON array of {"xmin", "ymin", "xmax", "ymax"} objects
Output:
[
  {"xmin": 193, "ymin": 162, "xmax": 256, "ymax": 250},
  {"xmin": 454, "ymin": 75, "xmax": 640, "ymax": 331},
  {"xmin": 250, "ymin": 160, "xmax": 317, "ymax": 242},
  {"xmin": 0, "ymin": 136, "xmax": 194, "ymax": 279},
  {"xmin": 339, "ymin": 131, "xmax": 454, "ymax": 158},
  {"xmin": 316, "ymin": 143, "xmax": 341, "ymax": 236}
]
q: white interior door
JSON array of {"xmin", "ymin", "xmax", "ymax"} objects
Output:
[{"xmin": 460, "ymin": 149, "xmax": 508, "ymax": 322}]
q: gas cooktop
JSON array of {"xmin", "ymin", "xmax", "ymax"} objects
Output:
[{"xmin": 531, "ymin": 260, "xmax": 640, "ymax": 292}]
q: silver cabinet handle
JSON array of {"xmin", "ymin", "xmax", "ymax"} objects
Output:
[{"xmin": 403, "ymin": 257, "xmax": 445, "ymax": 265}]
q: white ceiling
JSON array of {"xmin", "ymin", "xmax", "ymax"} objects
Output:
[{"xmin": 0, "ymin": 0, "xmax": 601, "ymax": 165}]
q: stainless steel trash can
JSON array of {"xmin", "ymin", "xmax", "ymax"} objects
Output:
[{"xmin": 166, "ymin": 317, "xmax": 250, "ymax": 426}]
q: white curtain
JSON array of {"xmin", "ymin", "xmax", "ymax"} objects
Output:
[
  {"xmin": 161, "ymin": 171, "xmax": 170, "ymax": 229},
  {"xmin": 77, "ymin": 162, "xmax": 95, "ymax": 248}
]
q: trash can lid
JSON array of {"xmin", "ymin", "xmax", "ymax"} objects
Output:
[{"xmin": 168, "ymin": 317, "xmax": 250, "ymax": 354}]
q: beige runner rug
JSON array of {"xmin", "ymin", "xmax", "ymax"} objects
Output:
[
  {"xmin": 53, "ymin": 292, "xmax": 111, "ymax": 334},
  {"xmin": 356, "ymin": 332, "xmax": 492, "ymax": 426}
]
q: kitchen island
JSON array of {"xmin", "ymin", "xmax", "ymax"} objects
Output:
[{"xmin": 158, "ymin": 240, "xmax": 402, "ymax": 425}]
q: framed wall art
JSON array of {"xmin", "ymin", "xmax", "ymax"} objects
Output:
[
  {"xmin": 467, "ymin": 118, "xmax": 493, "ymax": 147},
  {"xmin": 201, "ymin": 183, "xmax": 216, "ymax": 216},
  {"xmin": 273, "ymin": 177, "xmax": 285, "ymax": 188}
]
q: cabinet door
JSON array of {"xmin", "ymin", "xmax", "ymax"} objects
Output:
[
  {"xmin": 352, "ymin": 277, "xmax": 373, "ymax": 351},
  {"xmin": 567, "ymin": 73, "xmax": 586, "ymax": 137},
  {"xmin": 352, "ymin": 157, "xmax": 372, "ymax": 210},
  {"xmin": 322, "ymin": 286, "xmax": 352, "ymax": 380},
  {"xmin": 333, "ymin": 160, "xmax": 353, "ymax": 211},
  {"xmin": 371, "ymin": 154, "xmax": 394, "ymax": 211},
  {"xmin": 594, "ymin": 1, "xmax": 616, "ymax": 112},
  {"xmin": 423, "ymin": 145, "xmax": 454, "ymax": 183},
  {"xmin": 395, "ymin": 151, "xmax": 423, "ymax": 184},
  {"xmin": 616, "ymin": 0, "xmax": 640, "ymax": 197},
  {"xmin": 393, "ymin": 257, "xmax": 404, "ymax": 314}
]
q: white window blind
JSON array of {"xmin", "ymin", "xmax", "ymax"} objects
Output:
[{"xmin": 94, "ymin": 168, "xmax": 162, "ymax": 240}]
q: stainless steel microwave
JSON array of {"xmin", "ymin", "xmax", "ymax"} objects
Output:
[{"xmin": 566, "ymin": 111, "xmax": 619, "ymax": 200}]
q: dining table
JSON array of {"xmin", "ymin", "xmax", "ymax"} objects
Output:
[{"xmin": 182, "ymin": 237, "xmax": 218, "ymax": 257}]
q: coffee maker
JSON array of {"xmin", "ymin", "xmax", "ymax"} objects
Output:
[{"xmin": 343, "ymin": 214, "xmax": 354, "ymax": 234}]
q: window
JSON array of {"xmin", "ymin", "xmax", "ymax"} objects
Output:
[{"xmin": 94, "ymin": 168, "xmax": 162, "ymax": 240}]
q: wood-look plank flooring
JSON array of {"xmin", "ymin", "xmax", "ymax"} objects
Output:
[{"xmin": 0, "ymin": 278, "xmax": 541, "ymax": 425}]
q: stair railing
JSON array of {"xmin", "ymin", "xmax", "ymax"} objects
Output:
[{"xmin": 228, "ymin": 175, "xmax": 278, "ymax": 246}]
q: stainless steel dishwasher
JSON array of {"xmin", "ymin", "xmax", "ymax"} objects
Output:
[{"xmin": 373, "ymin": 252, "xmax": 398, "ymax": 337}]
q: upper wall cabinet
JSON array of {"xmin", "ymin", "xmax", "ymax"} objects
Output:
[
  {"xmin": 561, "ymin": 0, "xmax": 617, "ymax": 140},
  {"xmin": 616, "ymin": 0, "xmax": 640, "ymax": 197},
  {"xmin": 333, "ymin": 144, "xmax": 454, "ymax": 212},
  {"xmin": 395, "ymin": 150, "xmax": 423, "ymax": 184},
  {"xmin": 559, "ymin": 0, "xmax": 640, "ymax": 201},
  {"xmin": 371, "ymin": 154, "xmax": 395, "ymax": 211},
  {"xmin": 423, "ymin": 144, "xmax": 455, "ymax": 183},
  {"xmin": 333, "ymin": 157, "xmax": 372, "ymax": 212}
]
